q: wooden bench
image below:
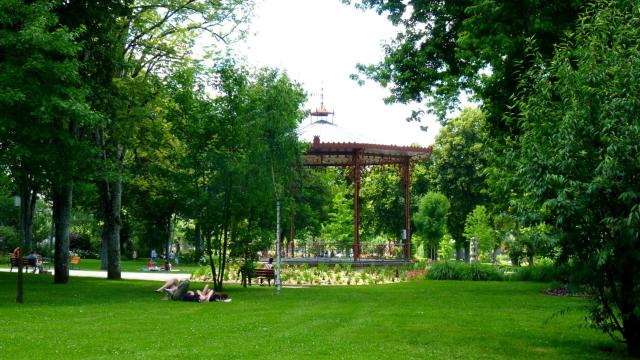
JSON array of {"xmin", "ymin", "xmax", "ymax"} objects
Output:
[
  {"xmin": 238, "ymin": 268, "xmax": 275, "ymax": 287},
  {"xmin": 9, "ymin": 257, "xmax": 36, "ymax": 272},
  {"xmin": 254, "ymin": 268, "xmax": 275, "ymax": 286},
  {"xmin": 70, "ymin": 256, "xmax": 81, "ymax": 269}
]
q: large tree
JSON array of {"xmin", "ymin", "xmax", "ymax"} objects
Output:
[
  {"xmin": 428, "ymin": 108, "xmax": 488, "ymax": 260},
  {"xmin": 511, "ymin": 1, "xmax": 640, "ymax": 353},
  {"xmin": 169, "ymin": 62, "xmax": 306, "ymax": 291},
  {"xmin": 0, "ymin": 0, "xmax": 96, "ymax": 287},
  {"xmin": 360, "ymin": 166, "xmax": 405, "ymax": 244},
  {"xmin": 54, "ymin": 0, "xmax": 252, "ymax": 279},
  {"xmin": 348, "ymin": 0, "xmax": 587, "ymax": 135}
]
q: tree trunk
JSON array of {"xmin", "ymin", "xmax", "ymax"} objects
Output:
[
  {"xmin": 455, "ymin": 242, "xmax": 464, "ymax": 261},
  {"xmin": 195, "ymin": 222, "xmax": 203, "ymax": 255},
  {"xmin": 99, "ymin": 179, "xmax": 122, "ymax": 280},
  {"xmin": 53, "ymin": 179, "xmax": 72, "ymax": 284},
  {"xmin": 100, "ymin": 237, "xmax": 108, "ymax": 270},
  {"xmin": 20, "ymin": 187, "xmax": 37, "ymax": 251},
  {"xmin": 166, "ymin": 214, "xmax": 174, "ymax": 256},
  {"xmin": 620, "ymin": 266, "xmax": 640, "ymax": 356},
  {"xmin": 526, "ymin": 244, "xmax": 535, "ymax": 266}
]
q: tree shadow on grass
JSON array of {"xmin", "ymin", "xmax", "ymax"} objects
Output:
[{"xmin": 0, "ymin": 272, "xmax": 267, "ymax": 308}]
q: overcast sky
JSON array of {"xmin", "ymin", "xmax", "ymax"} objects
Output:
[{"xmin": 228, "ymin": 0, "xmax": 442, "ymax": 146}]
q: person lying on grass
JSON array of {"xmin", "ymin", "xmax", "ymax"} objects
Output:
[{"xmin": 155, "ymin": 277, "xmax": 230, "ymax": 302}]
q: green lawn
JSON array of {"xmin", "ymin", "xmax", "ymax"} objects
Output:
[
  {"xmin": 0, "ymin": 272, "xmax": 627, "ymax": 359},
  {"xmin": 73, "ymin": 258, "xmax": 201, "ymax": 273}
]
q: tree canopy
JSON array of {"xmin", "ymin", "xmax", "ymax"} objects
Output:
[
  {"xmin": 348, "ymin": 0, "xmax": 587, "ymax": 134},
  {"xmin": 509, "ymin": 0, "xmax": 640, "ymax": 353}
]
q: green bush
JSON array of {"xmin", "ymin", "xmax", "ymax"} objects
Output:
[
  {"xmin": 510, "ymin": 263, "xmax": 569, "ymax": 283},
  {"xmin": 0, "ymin": 225, "xmax": 18, "ymax": 252},
  {"xmin": 427, "ymin": 261, "xmax": 504, "ymax": 281}
]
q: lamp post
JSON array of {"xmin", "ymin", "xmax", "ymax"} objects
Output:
[{"xmin": 14, "ymin": 194, "xmax": 24, "ymax": 304}]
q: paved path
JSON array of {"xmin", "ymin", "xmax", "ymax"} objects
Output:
[{"xmin": 0, "ymin": 267, "xmax": 190, "ymax": 282}]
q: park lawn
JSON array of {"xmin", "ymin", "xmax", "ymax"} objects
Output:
[
  {"xmin": 71, "ymin": 258, "xmax": 202, "ymax": 274},
  {"xmin": 0, "ymin": 273, "xmax": 627, "ymax": 360}
]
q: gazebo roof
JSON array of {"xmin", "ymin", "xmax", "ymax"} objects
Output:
[{"xmin": 304, "ymin": 136, "xmax": 432, "ymax": 167}]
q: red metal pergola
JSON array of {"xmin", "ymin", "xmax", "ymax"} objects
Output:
[{"xmin": 301, "ymin": 136, "xmax": 432, "ymax": 260}]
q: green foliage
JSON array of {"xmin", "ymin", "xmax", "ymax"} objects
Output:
[
  {"xmin": 510, "ymin": 264, "xmax": 569, "ymax": 283},
  {"xmin": 360, "ymin": 166, "xmax": 404, "ymax": 240},
  {"xmin": 349, "ymin": 0, "xmax": 587, "ymax": 134},
  {"xmin": 414, "ymin": 191, "xmax": 450, "ymax": 259},
  {"xmin": 0, "ymin": 225, "xmax": 18, "ymax": 251},
  {"xmin": 428, "ymin": 108, "xmax": 489, "ymax": 256},
  {"xmin": 428, "ymin": 261, "xmax": 503, "ymax": 281},
  {"xmin": 321, "ymin": 174, "xmax": 354, "ymax": 250},
  {"xmin": 509, "ymin": 1, "xmax": 640, "ymax": 352},
  {"xmin": 463, "ymin": 205, "xmax": 495, "ymax": 258},
  {"xmin": 438, "ymin": 235, "xmax": 455, "ymax": 260}
]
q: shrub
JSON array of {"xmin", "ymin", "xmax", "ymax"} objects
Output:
[
  {"xmin": 427, "ymin": 261, "xmax": 504, "ymax": 281},
  {"xmin": 510, "ymin": 263, "xmax": 570, "ymax": 283}
]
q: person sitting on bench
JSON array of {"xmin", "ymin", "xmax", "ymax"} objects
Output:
[{"xmin": 26, "ymin": 250, "xmax": 44, "ymax": 273}]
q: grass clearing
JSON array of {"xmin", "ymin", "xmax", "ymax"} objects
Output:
[
  {"xmin": 76, "ymin": 258, "xmax": 202, "ymax": 274},
  {"xmin": 0, "ymin": 272, "xmax": 626, "ymax": 359}
]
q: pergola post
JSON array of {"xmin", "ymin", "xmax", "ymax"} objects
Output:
[
  {"xmin": 402, "ymin": 156, "xmax": 411, "ymax": 260},
  {"xmin": 353, "ymin": 149, "xmax": 362, "ymax": 260}
]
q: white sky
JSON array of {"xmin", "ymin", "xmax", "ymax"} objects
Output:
[{"xmin": 229, "ymin": 0, "xmax": 442, "ymax": 146}]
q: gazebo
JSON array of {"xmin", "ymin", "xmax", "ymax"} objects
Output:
[{"xmin": 302, "ymin": 136, "xmax": 432, "ymax": 260}]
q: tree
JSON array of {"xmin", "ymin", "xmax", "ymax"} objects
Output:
[
  {"xmin": 0, "ymin": 0, "xmax": 96, "ymax": 288},
  {"xmin": 348, "ymin": 0, "xmax": 587, "ymax": 135},
  {"xmin": 463, "ymin": 205, "xmax": 493, "ymax": 262},
  {"xmin": 287, "ymin": 167, "xmax": 333, "ymax": 252},
  {"xmin": 360, "ymin": 166, "xmax": 405, "ymax": 244},
  {"xmin": 168, "ymin": 62, "xmax": 305, "ymax": 292},
  {"xmin": 322, "ymin": 177, "xmax": 355, "ymax": 255},
  {"xmin": 511, "ymin": 1, "xmax": 640, "ymax": 353},
  {"xmin": 53, "ymin": 0, "xmax": 253, "ymax": 280},
  {"xmin": 428, "ymin": 108, "xmax": 488, "ymax": 260},
  {"xmin": 414, "ymin": 192, "xmax": 449, "ymax": 260}
]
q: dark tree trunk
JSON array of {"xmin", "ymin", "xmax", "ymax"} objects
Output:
[
  {"xmin": 623, "ymin": 311, "xmax": 640, "ymax": 357},
  {"xmin": 99, "ymin": 179, "xmax": 122, "ymax": 280},
  {"xmin": 100, "ymin": 238, "xmax": 108, "ymax": 270},
  {"xmin": 620, "ymin": 267, "xmax": 640, "ymax": 356},
  {"xmin": 166, "ymin": 214, "xmax": 174, "ymax": 256},
  {"xmin": 53, "ymin": 179, "xmax": 73, "ymax": 284},
  {"xmin": 20, "ymin": 187, "xmax": 37, "ymax": 251},
  {"xmin": 526, "ymin": 244, "xmax": 535, "ymax": 266},
  {"xmin": 195, "ymin": 222, "xmax": 203, "ymax": 254},
  {"xmin": 455, "ymin": 243, "xmax": 464, "ymax": 261}
]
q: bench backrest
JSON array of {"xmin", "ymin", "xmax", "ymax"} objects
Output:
[
  {"xmin": 10, "ymin": 257, "xmax": 35, "ymax": 266},
  {"xmin": 70, "ymin": 256, "xmax": 81, "ymax": 265},
  {"xmin": 255, "ymin": 268, "xmax": 275, "ymax": 277}
]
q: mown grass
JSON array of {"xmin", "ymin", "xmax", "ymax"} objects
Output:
[
  {"xmin": 73, "ymin": 258, "xmax": 201, "ymax": 273},
  {"xmin": 0, "ymin": 272, "xmax": 627, "ymax": 359}
]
